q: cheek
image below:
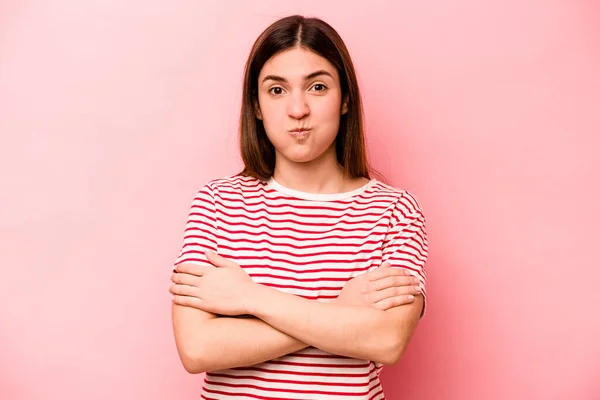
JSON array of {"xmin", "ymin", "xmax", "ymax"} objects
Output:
[
  {"xmin": 259, "ymin": 102, "xmax": 284, "ymax": 128},
  {"xmin": 314, "ymin": 101, "xmax": 342, "ymax": 133},
  {"xmin": 261, "ymin": 114, "xmax": 287, "ymax": 147},
  {"xmin": 313, "ymin": 96, "xmax": 342, "ymax": 119},
  {"xmin": 262, "ymin": 117, "xmax": 284, "ymax": 144}
]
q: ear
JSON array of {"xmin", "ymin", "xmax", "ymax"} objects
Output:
[
  {"xmin": 253, "ymin": 100, "xmax": 263, "ymax": 120},
  {"xmin": 341, "ymin": 96, "xmax": 349, "ymax": 115}
]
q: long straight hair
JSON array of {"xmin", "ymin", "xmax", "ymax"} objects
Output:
[{"xmin": 237, "ymin": 15, "xmax": 384, "ymax": 182}]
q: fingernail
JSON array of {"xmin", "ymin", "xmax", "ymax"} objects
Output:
[{"xmin": 407, "ymin": 295, "xmax": 415, "ymax": 300}]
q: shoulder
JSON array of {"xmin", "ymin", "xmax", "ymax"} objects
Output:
[
  {"xmin": 371, "ymin": 180, "xmax": 425, "ymax": 216},
  {"xmin": 200, "ymin": 174, "xmax": 265, "ymax": 197}
]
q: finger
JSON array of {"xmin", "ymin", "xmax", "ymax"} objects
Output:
[
  {"xmin": 169, "ymin": 283, "xmax": 201, "ymax": 298},
  {"xmin": 373, "ymin": 294, "xmax": 415, "ymax": 311},
  {"xmin": 369, "ymin": 285, "xmax": 421, "ymax": 304},
  {"xmin": 371, "ymin": 276, "xmax": 421, "ymax": 291},
  {"xmin": 172, "ymin": 294, "xmax": 204, "ymax": 309},
  {"xmin": 205, "ymin": 250, "xmax": 236, "ymax": 268},
  {"xmin": 174, "ymin": 263, "xmax": 208, "ymax": 277},
  {"xmin": 366, "ymin": 267, "xmax": 411, "ymax": 281},
  {"xmin": 171, "ymin": 272, "xmax": 202, "ymax": 287},
  {"xmin": 379, "ymin": 261, "xmax": 392, "ymax": 268}
]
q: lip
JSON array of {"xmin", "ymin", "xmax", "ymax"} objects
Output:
[
  {"xmin": 288, "ymin": 129, "xmax": 311, "ymax": 139},
  {"xmin": 289, "ymin": 127, "xmax": 311, "ymax": 132}
]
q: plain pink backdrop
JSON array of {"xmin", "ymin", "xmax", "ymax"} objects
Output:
[{"xmin": 1, "ymin": 1, "xmax": 599, "ymax": 399}]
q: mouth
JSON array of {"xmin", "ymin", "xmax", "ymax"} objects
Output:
[{"xmin": 288, "ymin": 128, "xmax": 312, "ymax": 139}]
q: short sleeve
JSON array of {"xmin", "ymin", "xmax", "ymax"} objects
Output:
[
  {"xmin": 381, "ymin": 191, "xmax": 429, "ymax": 318},
  {"xmin": 173, "ymin": 183, "xmax": 218, "ymax": 269}
]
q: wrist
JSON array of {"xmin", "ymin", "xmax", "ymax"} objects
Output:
[{"xmin": 243, "ymin": 281, "xmax": 267, "ymax": 316}]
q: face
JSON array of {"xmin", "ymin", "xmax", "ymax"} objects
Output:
[{"xmin": 255, "ymin": 47, "xmax": 348, "ymax": 164}]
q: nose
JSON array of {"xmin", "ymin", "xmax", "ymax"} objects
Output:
[{"xmin": 287, "ymin": 91, "xmax": 310, "ymax": 119}]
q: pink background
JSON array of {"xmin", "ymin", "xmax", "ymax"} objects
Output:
[{"xmin": 1, "ymin": 1, "xmax": 599, "ymax": 399}]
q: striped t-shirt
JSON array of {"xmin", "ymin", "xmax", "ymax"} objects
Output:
[{"xmin": 173, "ymin": 174, "xmax": 428, "ymax": 399}]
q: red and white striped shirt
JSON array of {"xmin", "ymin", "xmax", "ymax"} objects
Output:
[{"xmin": 173, "ymin": 174, "xmax": 428, "ymax": 399}]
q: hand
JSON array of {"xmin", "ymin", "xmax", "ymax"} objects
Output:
[
  {"xmin": 335, "ymin": 262, "xmax": 422, "ymax": 311},
  {"xmin": 170, "ymin": 250, "xmax": 255, "ymax": 316}
]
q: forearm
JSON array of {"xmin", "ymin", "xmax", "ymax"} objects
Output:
[
  {"xmin": 175, "ymin": 305, "xmax": 309, "ymax": 373},
  {"xmin": 246, "ymin": 285, "xmax": 401, "ymax": 364},
  {"xmin": 203, "ymin": 316, "xmax": 311, "ymax": 371}
]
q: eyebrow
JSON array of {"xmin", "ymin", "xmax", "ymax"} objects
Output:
[{"xmin": 261, "ymin": 70, "xmax": 333, "ymax": 84}]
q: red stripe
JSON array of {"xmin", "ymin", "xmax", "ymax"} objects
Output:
[
  {"xmin": 261, "ymin": 282, "xmax": 344, "ymax": 291},
  {"xmin": 206, "ymin": 374, "xmax": 370, "ymax": 387},
  {"xmin": 240, "ymin": 263, "xmax": 376, "ymax": 274},
  {"xmin": 218, "ymin": 254, "xmax": 379, "ymax": 267},
  {"xmin": 369, "ymin": 388, "xmax": 385, "ymax": 400},
  {"xmin": 215, "ymin": 237, "xmax": 386, "ymax": 251},
  {"xmin": 203, "ymin": 384, "xmax": 373, "ymax": 397},
  {"xmin": 183, "ymin": 227, "xmax": 214, "ymax": 236},
  {"xmin": 215, "ymin": 189, "xmax": 398, "ymax": 211},
  {"xmin": 385, "ymin": 242, "xmax": 428, "ymax": 261},
  {"xmin": 190, "ymin": 197, "xmax": 214, "ymax": 211},
  {"xmin": 215, "ymin": 226, "xmax": 390, "ymax": 242},
  {"xmin": 239, "ymin": 273, "xmax": 350, "ymax": 283},
  {"xmin": 284, "ymin": 352, "xmax": 356, "ymax": 359},
  {"xmin": 203, "ymin": 387, "xmax": 289, "ymax": 399},
  {"xmin": 215, "ymin": 220, "xmax": 390, "ymax": 235},
  {"xmin": 173, "ymin": 250, "xmax": 380, "ymax": 272},
  {"xmin": 265, "ymin": 360, "xmax": 370, "ymax": 369},
  {"xmin": 188, "ymin": 220, "xmax": 390, "ymax": 239},
  {"xmin": 216, "ymin": 208, "xmax": 390, "ymax": 226},
  {"xmin": 185, "ymin": 231, "xmax": 386, "ymax": 247},
  {"xmin": 214, "ymin": 197, "xmax": 393, "ymax": 212},
  {"xmin": 232, "ymin": 366, "xmax": 375, "ymax": 378},
  {"xmin": 187, "ymin": 212, "xmax": 216, "ymax": 223},
  {"xmin": 214, "ymin": 192, "xmax": 395, "ymax": 217},
  {"xmin": 216, "ymin": 244, "xmax": 383, "ymax": 259}
]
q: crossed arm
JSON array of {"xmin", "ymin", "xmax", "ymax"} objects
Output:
[{"xmin": 172, "ymin": 258, "xmax": 424, "ymax": 374}]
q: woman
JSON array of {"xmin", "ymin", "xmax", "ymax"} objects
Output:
[{"xmin": 170, "ymin": 15, "xmax": 427, "ymax": 399}]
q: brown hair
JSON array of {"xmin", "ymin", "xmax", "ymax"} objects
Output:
[{"xmin": 237, "ymin": 15, "xmax": 384, "ymax": 182}]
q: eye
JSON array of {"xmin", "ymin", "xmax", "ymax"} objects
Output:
[
  {"xmin": 268, "ymin": 87, "xmax": 284, "ymax": 96},
  {"xmin": 311, "ymin": 83, "xmax": 328, "ymax": 92}
]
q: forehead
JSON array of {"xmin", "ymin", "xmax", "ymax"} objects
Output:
[{"xmin": 259, "ymin": 47, "xmax": 338, "ymax": 80}]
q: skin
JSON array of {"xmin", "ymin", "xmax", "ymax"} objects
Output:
[{"xmin": 170, "ymin": 46, "xmax": 424, "ymax": 373}]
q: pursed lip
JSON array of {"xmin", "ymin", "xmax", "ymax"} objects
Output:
[{"xmin": 289, "ymin": 127, "xmax": 312, "ymax": 133}]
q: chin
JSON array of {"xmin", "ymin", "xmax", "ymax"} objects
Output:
[
  {"xmin": 282, "ymin": 150, "xmax": 319, "ymax": 164},
  {"xmin": 286, "ymin": 155, "xmax": 316, "ymax": 164}
]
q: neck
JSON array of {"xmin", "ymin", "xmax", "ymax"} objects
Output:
[{"xmin": 272, "ymin": 147, "xmax": 348, "ymax": 194}]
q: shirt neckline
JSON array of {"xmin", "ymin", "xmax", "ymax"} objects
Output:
[{"xmin": 266, "ymin": 176, "xmax": 377, "ymax": 201}]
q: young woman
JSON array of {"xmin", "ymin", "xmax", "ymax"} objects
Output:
[{"xmin": 170, "ymin": 15, "xmax": 428, "ymax": 400}]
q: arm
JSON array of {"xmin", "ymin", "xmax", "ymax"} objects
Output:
[
  {"xmin": 173, "ymin": 256, "xmax": 423, "ymax": 372},
  {"xmin": 173, "ymin": 261, "xmax": 421, "ymax": 373},
  {"xmin": 182, "ymin": 192, "xmax": 427, "ymax": 366},
  {"xmin": 171, "ymin": 184, "xmax": 304, "ymax": 374},
  {"xmin": 173, "ymin": 186, "xmax": 426, "ymax": 371},
  {"xmin": 212, "ymin": 195, "xmax": 427, "ymax": 365},
  {"xmin": 172, "ymin": 304, "xmax": 309, "ymax": 374},
  {"xmin": 245, "ymin": 284, "xmax": 423, "ymax": 364}
]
